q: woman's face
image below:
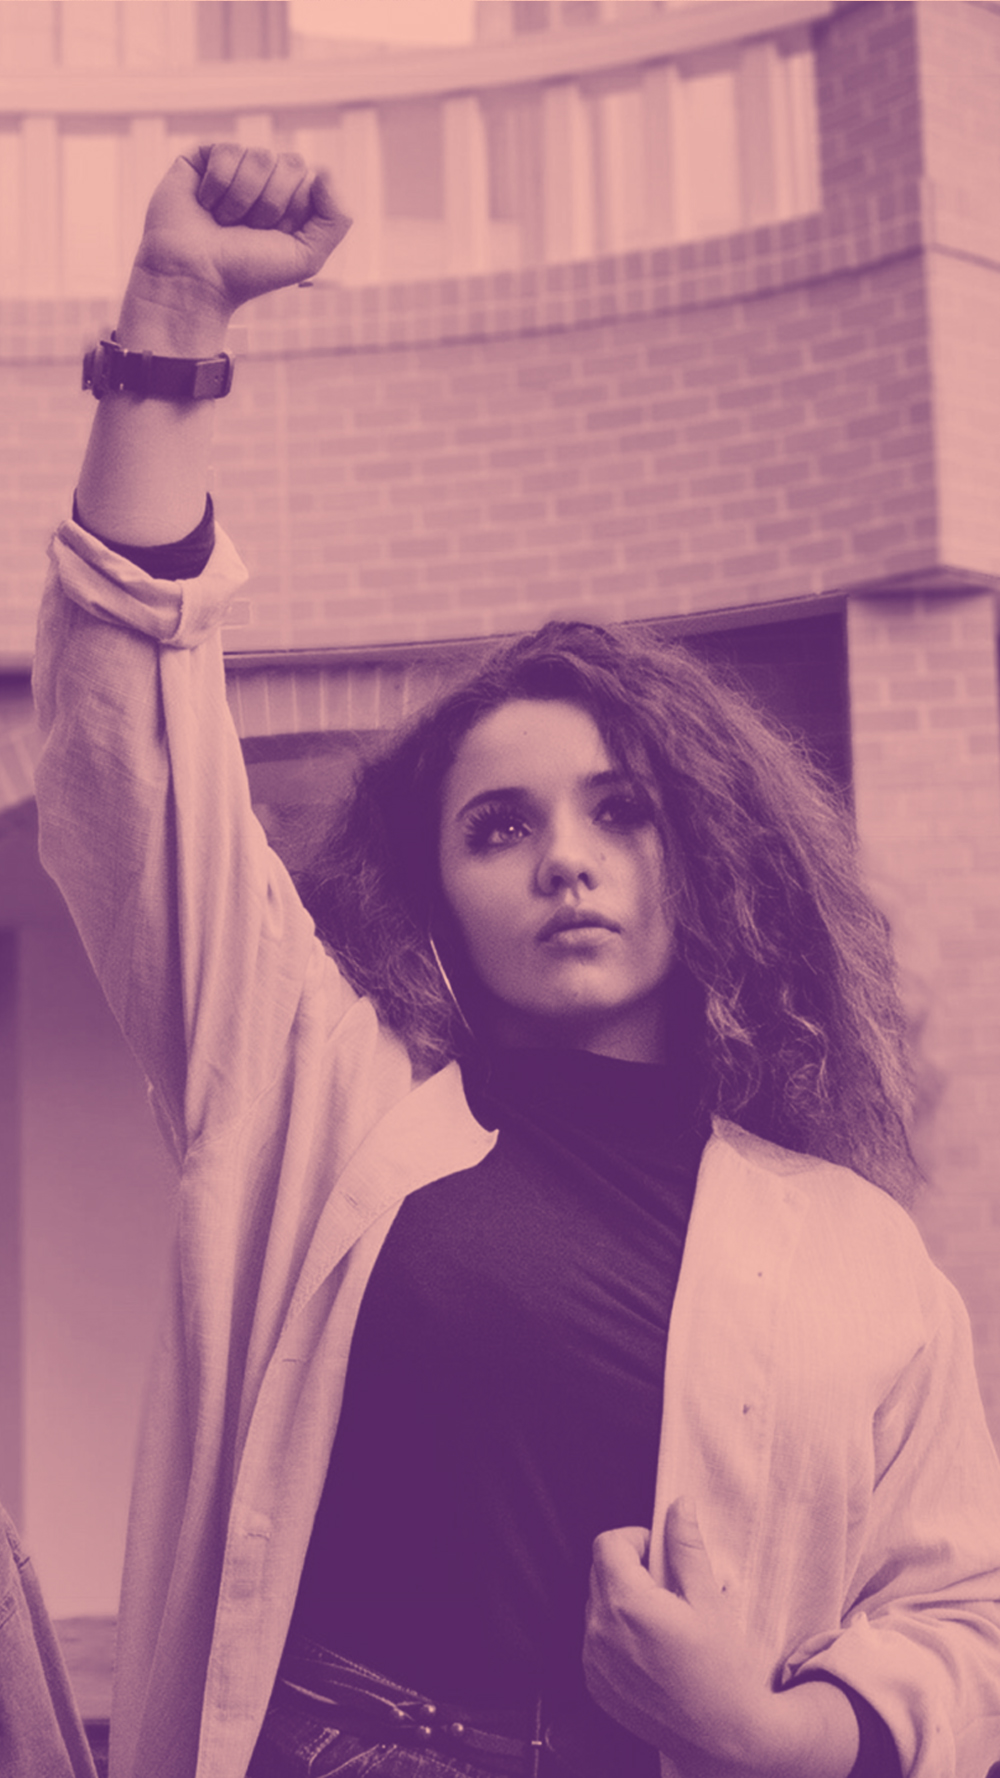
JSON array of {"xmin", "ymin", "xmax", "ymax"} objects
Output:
[{"xmin": 438, "ymin": 698, "xmax": 678, "ymax": 1062}]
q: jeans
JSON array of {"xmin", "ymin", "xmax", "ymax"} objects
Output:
[
  {"xmin": 247, "ymin": 1640, "xmax": 533, "ymax": 1778},
  {"xmin": 248, "ymin": 1718, "xmax": 510, "ymax": 1778},
  {"xmin": 245, "ymin": 1638, "xmax": 650, "ymax": 1778}
]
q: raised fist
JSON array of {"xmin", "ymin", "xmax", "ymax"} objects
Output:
[{"xmin": 132, "ymin": 143, "xmax": 351, "ymax": 322}]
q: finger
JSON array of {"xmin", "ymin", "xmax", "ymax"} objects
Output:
[
  {"xmin": 197, "ymin": 144, "xmax": 280, "ymax": 225},
  {"xmin": 664, "ymin": 1497, "xmax": 719, "ymax": 1607},
  {"xmin": 243, "ymin": 154, "xmax": 311, "ymax": 231},
  {"xmin": 594, "ymin": 1525, "xmax": 650, "ymax": 1568},
  {"xmin": 180, "ymin": 144, "xmax": 209, "ymax": 181},
  {"xmin": 285, "ymin": 170, "xmax": 352, "ymax": 274},
  {"xmin": 188, "ymin": 142, "xmax": 246, "ymax": 213},
  {"xmin": 296, "ymin": 168, "xmax": 352, "ymax": 251},
  {"xmin": 591, "ymin": 1526, "xmax": 655, "ymax": 1609},
  {"xmin": 272, "ymin": 172, "xmax": 315, "ymax": 236}
]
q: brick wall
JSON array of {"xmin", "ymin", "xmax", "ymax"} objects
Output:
[
  {"xmin": 0, "ymin": 353, "xmax": 107, "ymax": 665},
  {"xmin": 0, "ymin": 2, "xmax": 953, "ymax": 663},
  {"xmin": 204, "ymin": 251, "xmax": 935, "ymax": 654},
  {"xmin": 917, "ymin": 0, "xmax": 1000, "ymax": 582},
  {"xmin": 847, "ymin": 586, "xmax": 1000, "ymax": 1428},
  {"xmin": 0, "ymin": 239, "xmax": 940, "ymax": 662},
  {"xmin": 0, "ymin": 266, "xmax": 939, "ymax": 659},
  {"xmin": 6, "ymin": 5, "xmax": 998, "ymax": 664}
]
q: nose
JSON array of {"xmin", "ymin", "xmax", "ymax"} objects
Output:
[{"xmin": 535, "ymin": 814, "xmax": 601, "ymax": 895}]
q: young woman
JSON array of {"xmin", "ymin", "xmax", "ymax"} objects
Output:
[{"xmin": 33, "ymin": 146, "xmax": 1000, "ymax": 1778}]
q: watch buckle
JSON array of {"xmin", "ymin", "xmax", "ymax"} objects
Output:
[{"xmin": 191, "ymin": 354, "xmax": 234, "ymax": 399}]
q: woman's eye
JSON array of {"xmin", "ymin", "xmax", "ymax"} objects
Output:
[
  {"xmin": 596, "ymin": 794, "xmax": 651, "ymax": 832},
  {"xmin": 465, "ymin": 808, "xmax": 530, "ymax": 853}
]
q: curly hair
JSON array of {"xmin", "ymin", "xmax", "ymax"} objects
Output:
[{"xmin": 295, "ymin": 620, "xmax": 919, "ymax": 1204}]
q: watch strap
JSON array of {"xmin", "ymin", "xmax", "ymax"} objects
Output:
[{"xmin": 83, "ymin": 336, "xmax": 234, "ymax": 400}]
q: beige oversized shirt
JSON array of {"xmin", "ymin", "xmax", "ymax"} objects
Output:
[{"xmin": 33, "ymin": 520, "xmax": 1000, "ymax": 1778}]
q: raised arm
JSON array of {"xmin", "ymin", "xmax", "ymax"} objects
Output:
[
  {"xmin": 34, "ymin": 147, "xmax": 355, "ymax": 1154},
  {"xmin": 76, "ymin": 143, "xmax": 349, "ymax": 544}
]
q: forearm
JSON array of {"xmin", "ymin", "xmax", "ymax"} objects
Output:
[
  {"xmin": 75, "ymin": 269, "xmax": 226, "ymax": 546},
  {"xmin": 74, "ymin": 144, "xmax": 349, "ymax": 548},
  {"xmin": 744, "ymin": 1678, "xmax": 859, "ymax": 1778},
  {"xmin": 38, "ymin": 145, "xmax": 351, "ymax": 1137},
  {"xmin": 585, "ymin": 1515, "xmax": 868, "ymax": 1778}
]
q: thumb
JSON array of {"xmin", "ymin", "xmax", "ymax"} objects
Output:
[
  {"xmin": 590, "ymin": 1525, "xmax": 652, "ymax": 1599},
  {"xmin": 598, "ymin": 1525, "xmax": 650, "ymax": 1567},
  {"xmin": 664, "ymin": 1497, "xmax": 718, "ymax": 1606},
  {"xmin": 298, "ymin": 169, "xmax": 352, "ymax": 262}
]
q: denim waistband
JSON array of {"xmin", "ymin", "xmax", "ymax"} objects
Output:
[
  {"xmin": 277, "ymin": 1636, "xmax": 542, "ymax": 1775},
  {"xmin": 274, "ymin": 1634, "xmax": 639, "ymax": 1778}
]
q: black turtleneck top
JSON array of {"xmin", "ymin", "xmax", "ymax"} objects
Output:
[
  {"xmin": 294, "ymin": 1042, "xmax": 709, "ymax": 1772},
  {"xmin": 291, "ymin": 1034, "xmax": 899, "ymax": 1778}
]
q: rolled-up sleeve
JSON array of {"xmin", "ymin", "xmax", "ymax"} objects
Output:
[{"xmin": 33, "ymin": 521, "xmax": 356, "ymax": 1162}]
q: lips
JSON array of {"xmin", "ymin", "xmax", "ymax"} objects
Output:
[{"xmin": 536, "ymin": 909, "xmax": 620, "ymax": 944}]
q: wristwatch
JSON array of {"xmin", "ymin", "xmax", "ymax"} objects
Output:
[{"xmin": 82, "ymin": 336, "xmax": 234, "ymax": 400}]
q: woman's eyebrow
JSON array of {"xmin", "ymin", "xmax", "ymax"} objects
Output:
[
  {"xmin": 453, "ymin": 785, "xmax": 525, "ymax": 822},
  {"xmin": 454, "ymin": 768, "xmax": 629, "ymax": 824}
]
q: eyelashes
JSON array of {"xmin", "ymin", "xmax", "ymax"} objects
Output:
[
  {"xmin": 598, "ymin": 789, "xmax": 656, "ymax": 833},
  {"xmin": 464, "ymin": 801, "xmax": 529, "ymax": 854},
  {"xmin": 462, "ymin": 789, "xmax": 655, "ymax": 856}
]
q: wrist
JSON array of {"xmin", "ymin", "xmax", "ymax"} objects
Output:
[
  {"xmin": 743, "ymin": 1680, "xmax": 859, "ymax": 1778},
  {"xmin": 116, "ymin": 264, "xmax": 234, "ymax": 358}
]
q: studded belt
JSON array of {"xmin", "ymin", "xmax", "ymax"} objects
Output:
[{"xmin": 276, "ymin": 1643, "xmax": 545, "ymax": 1776}]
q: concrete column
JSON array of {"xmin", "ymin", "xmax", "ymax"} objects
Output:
[
  {"xmin": 163, "ymin": 0, "xmax": 198, "ymax": 68},
  {"xmin": 122, "ymin": 114, "xmax": 169, "ymax": 276},
  {"xmin": 778, "ymin": 38, "xmax": 821, "ymax": 218},
  {"xmin": 21, "ymin": 115, "xmax": 60, "ymax": 298},
  {"xmin": 847, "ymin": 584, "xmax": 1000, "ymax": 1443},
  {"xmin": 237, "ymin": 112, "xmax": 276, "ymax": 149},
  {"xmin": 336, "ymin": 105, "xmax": 383, "ymax": 286},
  {"xmin": 642, "ymin": 59, "xmax": 682, "ymax": 246},
  {"xmin": 596, "ymin": 84, "xmax": 645, "ymax": 256},
  {"xmin": 443, "ymin": 93, "xmax": 490, "ymax": 277},
  {"xmin": 737, "ymin": 38, "xmax": 778, "ymax": 229},
  {"xmin": 542, "ymin": 79, "xmax": 595, "ymax": 265},
  {"xmin": 738, "ymin": 35, "xmax": 822, "ymax": 225}
]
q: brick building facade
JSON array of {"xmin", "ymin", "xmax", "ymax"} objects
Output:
[{"xmin": 0, "ymin": 0, "xmax": 998, "ymax": 1622}]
